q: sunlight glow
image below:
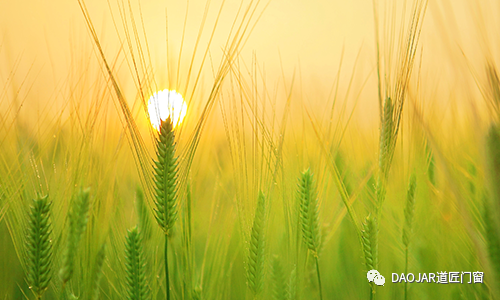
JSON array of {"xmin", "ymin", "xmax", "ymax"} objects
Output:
[{"xmin": 147, "ymin": 89, "xmax": 187, "ymax": 131}]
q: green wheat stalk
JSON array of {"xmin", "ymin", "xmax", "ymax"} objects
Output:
[
  {"xmin": 402, "ymin": 173, "xmax": 417, "ymax": 300},
  {"xmin": 59, "ymin": 188, "xmax": 91, "ymax": 286},
  {"xmin": 297, "ymin": 169, "xmax": 323, "ymax": 300},
  {"xmin": 25, "ymin": 194, "xmax": 53, "ymax": 300},
  {"xmin": 182, "ymin": 183, "xmax": 194, "ymax": 299},
  {"xmin": 247, "ymin": 191, "xmax": 267, "ymax": 297},
  {"xmin": 370, "ymin": 3, "xmax": 427, "ymax": 296},
  {"xmin": 152, "ymin": 117, "xmax": 178, "ymax": 300},
  {"xmin": 125, "ymin": 227, "xmax": 150, "ymax": 300}
]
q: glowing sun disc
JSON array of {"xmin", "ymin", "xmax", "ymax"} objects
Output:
[{"xmin": 148, "ymin": 89, "xmax": 187, "ymax": 131}]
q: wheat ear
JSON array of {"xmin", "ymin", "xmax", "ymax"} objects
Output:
[
  {"xmin": 362, "ymin": 214, "xmax": 378, "ymax": 298},
  {"xmin": 153, "ymin": 117, "xmax": 179, "ymax": 234},
  {"xmin": 125, "ymin": 227, "xmax": 149, "ymax": 300},
  {"xmin": 271, "ymin": 255, "xmax": 287, "ymax": 300},
  {"xmin": 25, "ymin": 194, "xmax": 53, "ymax": 300},
  {"xmin": 402, "ymin": 173, "xmax": 417, "ymax": 300},
  {"xmin": 376, "ymin": 97, "xmax": 394, "ymax": 210},
  {"xmin": 403, "ymin": 173, "xmax": 417, "ymax": 248},
  {"xmin": 297, "ymin": 169, "xmax": 323, "ymax": 300},
  {"xmin": 90, "ymin": 243, "xmax": 106, "ymax": 300},
  {"xmin": 247, "ymin": 191, "xmax": 266, "ymax": 296},
  {"xmin": 152, "ymin": 117, "xmax": 178, "ymax": 300},
  {"xmin": 59, "ymin": 188, "xmax": 91, "ymax": 285}
]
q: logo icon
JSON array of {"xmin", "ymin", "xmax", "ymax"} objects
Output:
[{"xmin": 367, "ymin": 270, "xmax": 385, "ymax": 286}]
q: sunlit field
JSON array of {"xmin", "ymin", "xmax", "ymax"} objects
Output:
[{"xmin": 1, "ymin": 0, "xmax": 500, "ymax": 299}]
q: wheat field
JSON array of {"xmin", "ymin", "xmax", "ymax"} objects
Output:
[{"xmin": 1, "ymin": 0, "xmax": 500, "ymax": 299}]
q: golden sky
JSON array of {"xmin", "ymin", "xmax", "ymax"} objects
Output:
[
  {"xmin": 1, "ymin": 0, "xmax": 499, "ymax": 126},
  {"xmin": 0, "ymin": 0, "xmax": 371, "ymax": 86}
]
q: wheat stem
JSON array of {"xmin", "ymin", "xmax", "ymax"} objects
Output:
[
  {"xmin": 314, "ymin": 255, "xmax": 323, "ymax": 300},
  {"xmin": 165, "ymin": 234, "xmax": 170, "ymax": 300}
]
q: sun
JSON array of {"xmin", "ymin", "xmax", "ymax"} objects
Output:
[{"xmin": 147, "ymin": 89, "xmax": 187, "ymax": 131}]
